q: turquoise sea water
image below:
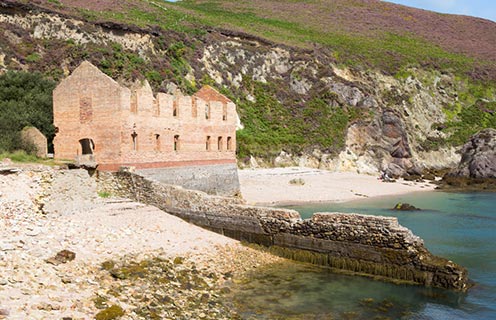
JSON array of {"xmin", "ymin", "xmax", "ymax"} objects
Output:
[{"xmin": 230, "ymin": 191, "xmax": 496, "ymax": 319}]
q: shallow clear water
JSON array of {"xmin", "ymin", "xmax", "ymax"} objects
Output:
[{"xmin": 230, "ymin": 191, "xmax": 496, "ymax": 319}]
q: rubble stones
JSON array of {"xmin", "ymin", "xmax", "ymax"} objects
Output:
[
  {"xmin": 0, "ymin": 166, "xmax": 281, "ymax": 319},
  {"xmin": 46, "ymin": 250, "xmax": 76, "ymax": 265}
]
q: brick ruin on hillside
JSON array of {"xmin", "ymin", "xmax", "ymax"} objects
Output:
[{"xmin": 53, "ymin": 61, "xmax": 240, "ymax": 195}]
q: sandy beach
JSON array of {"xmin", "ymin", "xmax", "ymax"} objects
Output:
[{"xmin": 239, "ymin": 167, "xmax": 435, "ymax": 205}]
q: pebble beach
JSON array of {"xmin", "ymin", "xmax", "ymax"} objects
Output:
[{"xmin": 0, "ymin": 166, "xmax": 283, "ymax": 319}]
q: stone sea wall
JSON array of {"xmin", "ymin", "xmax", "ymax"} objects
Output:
[{"xmin": 98, "ymin": 171, "xmax": 469, "ymax": 291}]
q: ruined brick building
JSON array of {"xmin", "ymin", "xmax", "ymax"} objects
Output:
[{"xmin": 53, "ymin": 61, "xmax": 239, "ymax": 195}]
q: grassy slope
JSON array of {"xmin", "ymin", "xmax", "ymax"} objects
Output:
[
  {"xmin": 166, "ymin": 0, "xmax": 496, "ymax": 80},
  {"xmin": 28, "ymin": 0, "xmax": 496, "ymax": 80}
]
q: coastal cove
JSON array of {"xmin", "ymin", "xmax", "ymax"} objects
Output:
[{"xmin": 248, "ymin": 191, "xmax": 496, "ymax": 319}]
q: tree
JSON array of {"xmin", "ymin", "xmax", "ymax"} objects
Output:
[{"xmin": 0, "ymin": 71, "xmax": 56, "ymax": 153}]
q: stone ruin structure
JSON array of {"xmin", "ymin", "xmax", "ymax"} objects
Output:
[
  {"xmin": 98, "ymin": 170, "xmax": 469, "ymax": 292},
  {"xmin": 53, "ymin": 61, "xmax": 239, "ymax": 195},
  {"xmin": 20, "ymin": 126, "xmax": 47, "ymax": 158}
]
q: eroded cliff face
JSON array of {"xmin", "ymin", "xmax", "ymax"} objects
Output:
[
  {"xmin": 197, "ymin": 34, "xmax": 461, "ymax": 175},
  {"xmin": 0, "ymin": 6, "xmax": 468, "ymax": 174}
]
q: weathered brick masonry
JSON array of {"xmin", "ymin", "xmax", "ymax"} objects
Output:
[{"xmin": 53, "ymin": 61, "xmax": 239, "ymax": 195}]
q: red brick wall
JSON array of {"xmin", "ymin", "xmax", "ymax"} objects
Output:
[{"xmin": 53, "ymin": 62, "xmax": 237, "ymax": 170}]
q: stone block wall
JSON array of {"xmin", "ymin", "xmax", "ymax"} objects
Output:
[
  {"xmin": 136, "ymin": 163, "xmax": 240, "ymax": 196},
  {"xmin": 98, "ymin": 171, "xmax": 469, "ymax": 291}
]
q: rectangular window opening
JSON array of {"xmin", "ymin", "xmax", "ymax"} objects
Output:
[
  {"xmin": 206, "ymin": 136, "xmax": 211, "ymax": 151},
  {"xmin": 222, "ymin": 103, "xmax": 227, "ymax": 121},
  {"xmin": 131, "ymin": 132, "xmax": 138, "ymax": 151},
  {"xmin": 174, "ymin": 135, "xmax": 180, "ymax": 151},
  {"xmin": 227, "ymin": 136, "xmax": 232, "ymax": 151}
]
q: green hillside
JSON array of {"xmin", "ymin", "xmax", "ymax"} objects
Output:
[
  {"xmin": 1, "ymin": 0, "xmax": 495, "ymax": 163},
  {"xmin": 41, "ymin": 0, "xmax": 496, "ymax": 81}
]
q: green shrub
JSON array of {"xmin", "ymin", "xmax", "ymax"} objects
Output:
[
  {"xmin": 446, "ymin": 100, "xmax": 496, "ymax": 145},
  {"xmin": 98, "ymin": 191, "xmax": 112, "ymax": 198},
  {"xmin": 0, "ymin": 71, "xmax": 56, "ymax": 153},
  {"xmin": 234, "ymin": 78, "xmax": 354, "ymax": 158}
]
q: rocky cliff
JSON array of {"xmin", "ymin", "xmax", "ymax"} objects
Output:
[
  {"xmin": 0, "ymin": 0, "xmax": 494, "ymax": 175},
  {"xmin": 199, "ymin": 38, "xmax": 464, "ymax": 175}
]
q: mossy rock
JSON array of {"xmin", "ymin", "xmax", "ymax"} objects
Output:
[
  {"xmin": 101, "ymin": 260, "xmax": 115, "ymax": 271},
  {"xmin": 109, "ymin": 261, "xmax": 149, "ymax": 280},
  {"xmin": 173, "ymin": 256, "xmax": 184, "ymax": 264},
  {"xmin": 440, "ymin": 175, "xmax": 496, "ymax": 191},
  {"xmin": 392, "ymin": 203, "xmax": 420, "ymax": 211},
  {"xmin": 95, "ymin": 305, "xmax": 124, "ymax": 320},
  {"xmin": 93, "ymin": 294, "xmax": 109, "ymax": 310}
]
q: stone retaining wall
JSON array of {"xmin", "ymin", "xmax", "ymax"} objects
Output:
[
  {"xmin": 136, "ymin": 162, "xmax": 240, "ymax": 196},
  {"xmin": 98, "ymin": 170, "xmax": 469, "ymax": 291}
]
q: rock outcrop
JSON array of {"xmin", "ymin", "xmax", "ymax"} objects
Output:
[{"xmin": 451, "ymin": 129, "xmax": 496, "ymax": 179}]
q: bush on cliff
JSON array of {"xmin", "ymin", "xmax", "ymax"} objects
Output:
[{"xmin": 0, "ymin": 71, "xmax": 56, "ymax": 154}]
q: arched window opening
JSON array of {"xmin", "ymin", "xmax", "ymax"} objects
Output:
[
  {"xmin": 131, "ymin": 131, "xmax": 138, "ymax": 151},
  {"xmin": 222, "ymin": 103, "xmax": 227, "ymax": 121},
  {"xmin": 218, "ymin": 136, "xmax": 223, "ymax": 151},
  {"xmin": 227, "ymin": 136, "xmax": 232, "ymax": 151},
  {"xmin": 79, "ymin": 138, "xmax": 95, "ymax": 155},
  {"xmin": 174, "ymin": 135, "xmax": 180, "ymax": 151},
  {"xmin": 206, "ymin": 136, "xmax": 211, "ymax": 151},
  {"xmin": 173, "ymin": 99, "xmax": 179, "ymax": 117},
  {"xmin": 154, "ymin": 134, "xmax": 161, "ymax": 152}
]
